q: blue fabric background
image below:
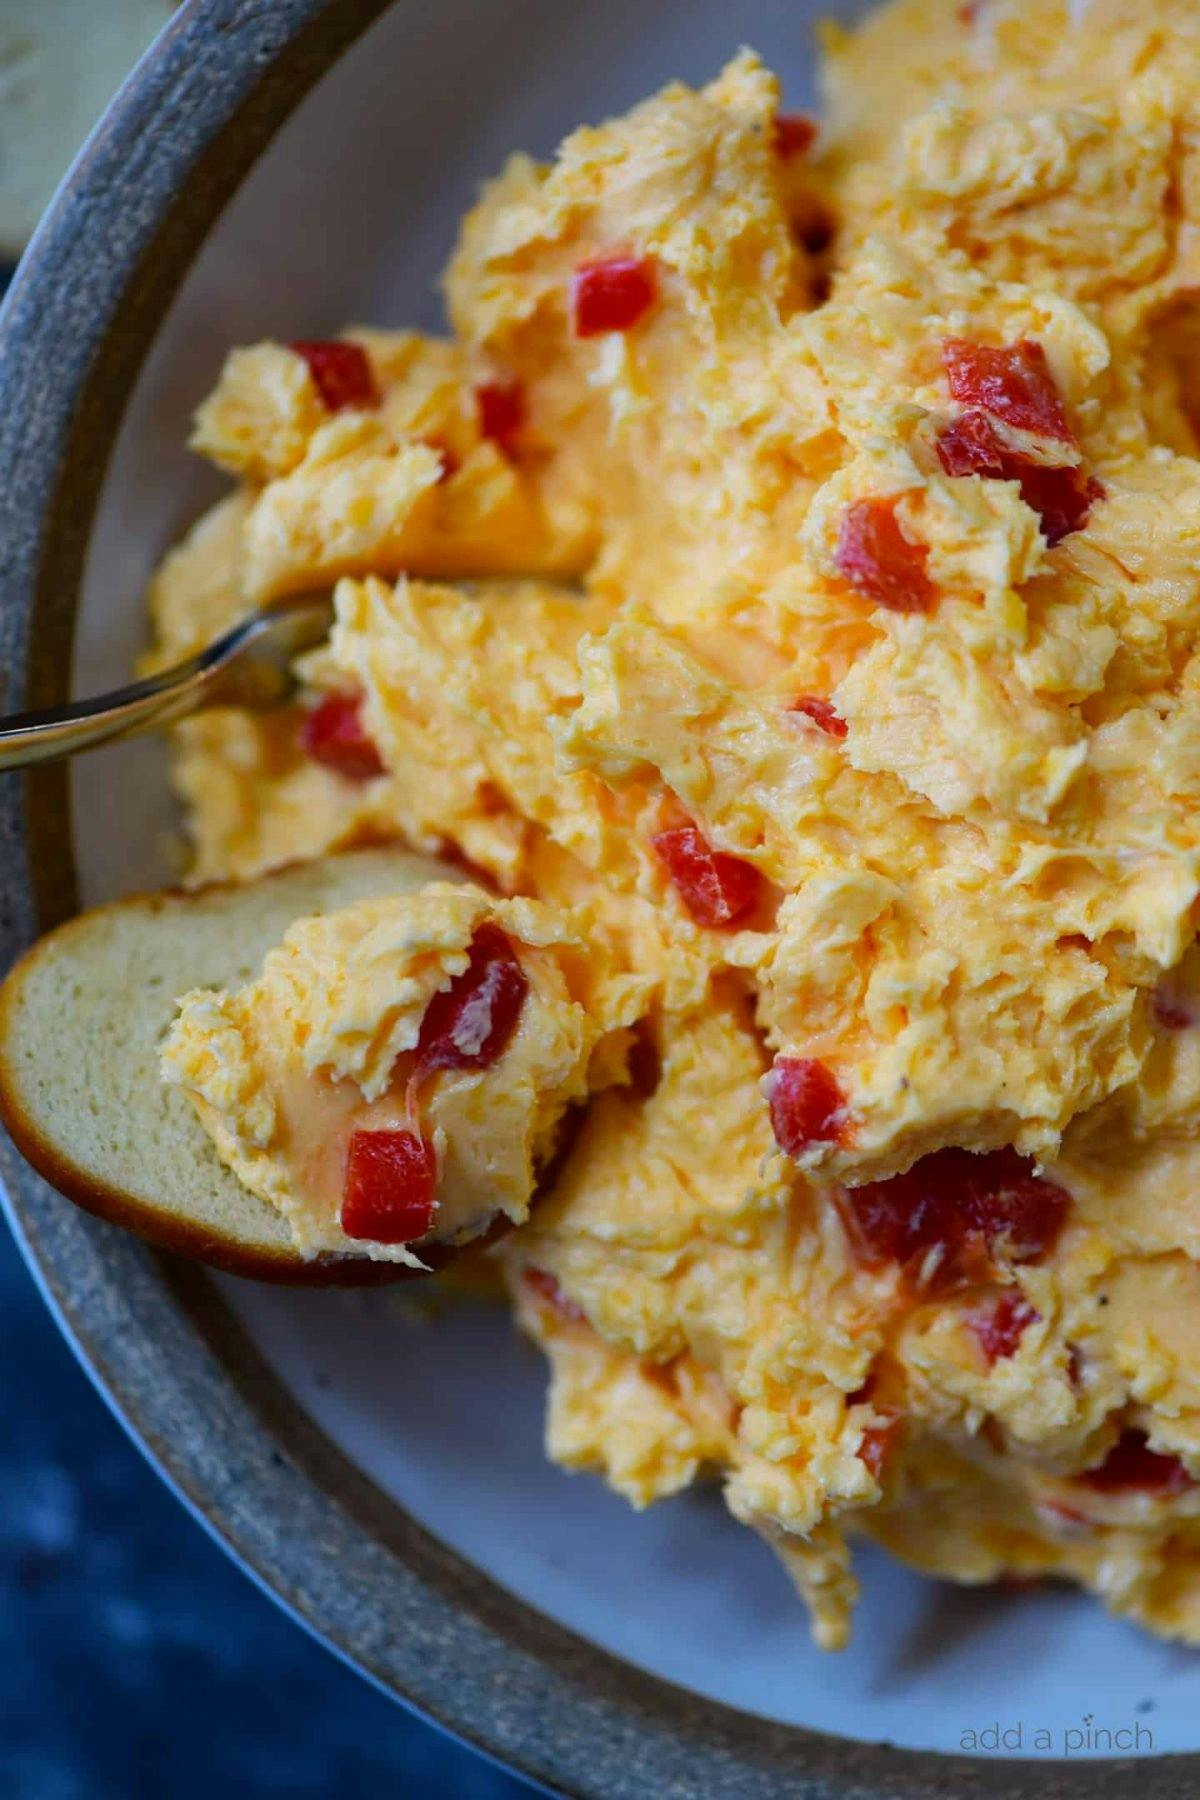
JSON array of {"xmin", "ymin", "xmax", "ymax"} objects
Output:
[{"xmin": 0, "ymin": 1220, "xmax": 536, "ymax": 1799}]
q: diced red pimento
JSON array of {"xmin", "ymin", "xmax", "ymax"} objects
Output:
[
  {"xmin": 935, "ymin": 408, "xmax": 1101, "ymax": 546},
  {"xmin": 834, "ymin": 497, "xmax": 936, "ymax": 613},
  {"xmin": 767, "ymin": 1056, "xmax": 846, "ymax": 1157},
  {"xmin": 1003, "ymin": 461, "xmax": 1102, "ymax": 548},
  {"xmin": 302, "ymin": 693, "xmax": 386, "ymax": 782},
  {"xmin": 1079, "ymin": 1430, "xmax": 1193, "ymax": 1495},
  {"xmin": 837, "ymin": 1146, "xmax": 1070, "ymax": 1289},
  {"xmin": 523, "ymin": 1267, "xmax": 586, "ymax": 1323},
  {"xmin": 571, "ymin": 256, "xmax": 657, "ymax": 338},
  {"xmin": 476, "ymin": 379, "xmax": 525, "ymax": 452},
  {"xmin": 341, "ymin": 1127, "xmax": 438, "ymax": 1243},
  {"xmin": 942, "ymin": 338, "xmax": 1075, "ymax": 445},
  {"xmin": 291, "ymin": 339, "xmax": 379, "ymax": 411},
  {"xmin": 859, "ymin": 1415, "xmax": 899, "ymax": 1479},
  {"xmin": 969, "ymin": 1291, "xmax": 1040, "ymax": 1365},
  {"xmin": 934, "ymin": 407, "xmax": 1001, "ymax": 480},
  {"xmin": 773, "ymin": 113, "xmax": 817, "ymax": 158},
  {"xmin": 651, "ymin": 824, "xmax": 763, "ymax": 928},
  {"xmin": 415, "ymin": 922, "xmax": 529, "ymax": 1081},
  {"xmin": 789, "ymin": 695, "xmax": 847, "ymax": 739}
]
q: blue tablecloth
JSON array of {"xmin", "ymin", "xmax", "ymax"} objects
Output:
[{"xmin": 0, "ymin": 1218, "xmax": 535, "ymax": 1799}]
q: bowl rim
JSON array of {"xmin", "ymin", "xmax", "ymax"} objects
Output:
[{"xmin": 0, "ymin": 2, "xmax": 1192, "ymax": 1794}]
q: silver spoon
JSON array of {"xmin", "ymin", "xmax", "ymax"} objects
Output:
[{"xmin": 0, "ymin": 593, "xmax": 334, "ymax": 772}]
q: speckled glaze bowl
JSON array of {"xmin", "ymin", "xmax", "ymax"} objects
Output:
[{"xmin": 0, "ymin": 4, "xmax": 1197, "ymax": 1795}]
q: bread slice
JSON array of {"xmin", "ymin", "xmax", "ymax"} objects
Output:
[{"xmin": 0, "ymin": 847, "xmax": 471, "ymax": 1284}]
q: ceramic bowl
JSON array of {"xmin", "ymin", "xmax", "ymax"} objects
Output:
[{"xmin": 0, "ymin": 3, "xmax": 1197, "ymax": 1794}]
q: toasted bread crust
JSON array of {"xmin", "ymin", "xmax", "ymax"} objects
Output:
[
  {"xmin": 0, "ymin": 1058, "xmax": 415, "ymax": 1283},
  {"xmin": 0, "ymin": 850, "xmax": 483, "ymax": 1285}
]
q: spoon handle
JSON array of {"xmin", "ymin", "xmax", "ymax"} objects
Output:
[{"xmin": 0, "ymin": 594, "xmax": 333, "ymax": 772}]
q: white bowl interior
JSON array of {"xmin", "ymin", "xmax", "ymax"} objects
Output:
[{"xmin": 70, "ymin": 0, "xmax": 1200, "ymax": 1759}]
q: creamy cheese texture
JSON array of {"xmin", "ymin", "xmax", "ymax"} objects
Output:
[
  {"xmin": 162, "ymin": 887, "xmax": 642, "ymax": 1265},
  {"xmin": 153, "ymin": 0, "xmax": 1200, "ymax": 1649}
]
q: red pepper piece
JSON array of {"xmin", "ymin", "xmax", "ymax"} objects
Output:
[
  {"xmin": 1005, "ymin": 463, "xmax": 1102, "ymax": 548},
  {"xmin": 1079, "ymin": 1430, "xmax": 1192, "ymax": 1495},
  {"xmin": 838, "ymin": 1146, "xmax": 1070, "ymax": 1288},
  {"xmin": 301, "ymin": 693, "xmax": 386, "ymax": 782},
  {"xmin": 476, "ymin": 379, "xmax": 525, "ymax": 452},
  {"xmin": 773, "ymin": 114, "xmax": 817, "ymax": 158},
  {"xmin": 859, "ymin": 1415, "xmax": 899, "ymax": 1479},
  {"xmin": 767, "ymin": 1056, "xmax": 846, "ymax": 1156},
  {"xmin": 942, "ymin": 338, "xmax": 1075, "ymax": 444},
  {"xmin": 936, "ymin": 409, "xmax": 1100, "ymax": 546},
  {"xmin": 969, "ymin": 1291, "xmax": 1040, "ymax": 1364},
  {"xmin": 571, "ymin": 256, "xmax": 657, "ymax": 338},
  {"xmin": 834, "ymin": 497, "xmax": 936, "ymax": 613},
  {"xmin": 788, "ymin": 695, "xmax": 847, "ymax": 739},
  {"xmin": 935, "ymin": 406, "xmax": 1004, "ymax": 480},
  {"xmin": 415, "ymin": 922, "xmax": 529, "ymax": 1081},
  {"xmin": 291, "ymin": 339, "xmax": 379, "ymax": 411},
  {"xmin": 341, "ymin": 1127, "xmax": 437, "ymax": 1243},
  {"xmin": 523, "ymin": 1267, "xmax": 586, "ymax": 1323},
  {"xmin": 651, "ymin": 824, "xmax": 763, "ymax": 928}
]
